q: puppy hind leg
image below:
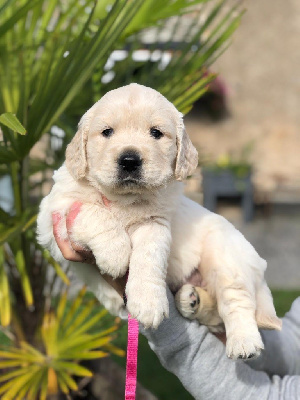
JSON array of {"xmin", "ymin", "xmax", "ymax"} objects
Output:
[
  {"xmin": 175, "ymin": 285, "xmax": 224, "ymax": 330},
  {"xmin": 217, "ymin": 280, "xmax": 264, "ymax": 360},
  {"xmin": 255, "ymin": 281, "xmax": 282, "ymax": 330},
  {"xmin": 175, "ymin": 284, "xmax": 201, "ymax": 319},
  {"xmin": 194, "ymin": 287, "xmax": 224, "ymax": 330}
]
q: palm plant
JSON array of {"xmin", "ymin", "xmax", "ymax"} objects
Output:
[
  {"xmin": 0, "ymin": 0, "xmax": 242, "ymax": 398},
  {"xmin": 0, "ymin": 287, "xmax": 124, "ymax": 399}
]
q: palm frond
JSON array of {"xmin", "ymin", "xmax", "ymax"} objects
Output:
[
  {"xmin": 0, "ymin": 289, "xmax": 124, "ymax": 398},
  {"xmin": 95, "ymin": 1, "xmax": 242, "ymax": 115},
  {"xmin": 0, "ymin": 246, "xmax": 10, "ymax": 326}
]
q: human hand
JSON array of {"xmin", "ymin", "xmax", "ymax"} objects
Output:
[
  {"xmin": 52, "ymin": 202, "xmax": 95, "ymax": 263},
  {"xmin": 52, "ymin": 202, "xmax": 126, "ymax": 297}
]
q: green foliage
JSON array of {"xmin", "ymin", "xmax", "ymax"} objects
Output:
[
  {"xmin": 0, "ymin": 246, "xmax": 10, "ymax": 327},
  {"xmin": 0, "ymin": 113, "xmax": 26, "ymax": 135},
  {"xmin": 0, "ymin": 0, "xmax": 243, "ymax": 397},
  {"xmin": 271, "ymin": 289, "xmax": 300, "ymax": 317},
  {"xmin": 0, "ymin": 0, "xmax": 243, "ymax": 162},
  {"xmin": 203, "ymin": 141, "xmax": 255, "ymax": 177},
  {"xmin": 0, "ymin": 287, "xmax": 124, "ymax": 399},
  {"xmin": 204, "ymin": 158, "xmax": 252, "ymax": 178}
]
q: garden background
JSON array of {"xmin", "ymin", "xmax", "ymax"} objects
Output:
[{"xmin": 0, "ymin": 0, "xmax": 299, "ymax": 399}]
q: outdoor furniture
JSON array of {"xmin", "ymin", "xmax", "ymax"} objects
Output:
[{"xmin": 202, "ymin": 169, "xmax": 254, "ymax": 222}]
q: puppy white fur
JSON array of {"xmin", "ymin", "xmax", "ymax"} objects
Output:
[{"xmin": 37, "ymin": 83, "xmax": 281, "ymax": 360}]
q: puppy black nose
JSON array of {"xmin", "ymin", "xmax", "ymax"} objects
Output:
[{"xmin": 118, "ymin": 152, "xmax": 142, "ymax": 172}]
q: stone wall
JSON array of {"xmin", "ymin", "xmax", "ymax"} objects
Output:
[{"xmin": 185, "ymin": 0, "xmax": 300, "ymax": 201}]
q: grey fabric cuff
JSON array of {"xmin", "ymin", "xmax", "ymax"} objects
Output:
[{"xmin": 139, "ymin": 286, "xmax": 202, "ymax": 346}]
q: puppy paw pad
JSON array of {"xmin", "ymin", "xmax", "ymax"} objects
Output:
[{"xmin": 175, "ymin": 284, "xmax": 200, "ymax": 319}]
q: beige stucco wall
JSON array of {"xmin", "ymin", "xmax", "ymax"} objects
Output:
[{"xmin": 186, "ymin": 0, "xmax": 300, "ymax": 200}]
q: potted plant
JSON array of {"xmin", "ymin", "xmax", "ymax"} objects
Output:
[{"xmin": 202, "ymin": 143, "xmax": 254, "ymax": 222}]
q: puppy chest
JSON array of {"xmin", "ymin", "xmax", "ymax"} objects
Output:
[{"xmin": 110, "ymin": 203, "xmax": 165, "ymax": 230}]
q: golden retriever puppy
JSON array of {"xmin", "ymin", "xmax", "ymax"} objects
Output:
[{"xmin": 37, "ymin": 83, "xmax": 281, "ymax": 360}]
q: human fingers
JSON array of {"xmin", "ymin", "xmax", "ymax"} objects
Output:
[
  {"xmin": 65, "ymin": 201, "xmax": 82, "ymax": 249},
  {"xmin": 64, "ymin": 202, "xmax": 96, "ymax": 263},
  {"xmin": 52, "ymin": 212, "xmax": 84, "ymax": 262}
]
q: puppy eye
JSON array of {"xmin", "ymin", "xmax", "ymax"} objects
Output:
[
  {"xmin": 150, "ymin": 127, "xmax": 164, "ymax": 139},
  {"xmin": 102, "ymin": 128, "xmax": 113, "ymax": 138}
]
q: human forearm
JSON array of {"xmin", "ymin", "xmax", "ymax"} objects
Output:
[
  {"xmin": 52, "ymin": 208, "xmax": 300, "ymax": 399},
  {"xmin": 141, "ymin": 288, "xmax": 272, "ymax": 400},
  {"xmin": 249, "ymin": 298, "xmax": 300, "ymax": 377}
]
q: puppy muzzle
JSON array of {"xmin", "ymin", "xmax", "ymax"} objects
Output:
[{"xmin": 117, "ymin": 150, "xmax": 143, "ymax": 183}]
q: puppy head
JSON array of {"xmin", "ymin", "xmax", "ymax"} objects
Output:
[{"xmin": 66, "ymin": 84, "xmax": 198, "ymax": 194}]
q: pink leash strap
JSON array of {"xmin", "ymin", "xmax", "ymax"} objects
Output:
[
  {"xmin": 99, "ymin": 199, "xmax": 139, "ymax": 399},
  {"xmin": 125, "ymin": 314, "xmax": 139, "ymax": 400}
]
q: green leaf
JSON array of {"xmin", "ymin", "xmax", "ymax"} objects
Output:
[
  {"xmin": 42, "ymin": 249, "xmax": 70, "ymax": 286},
  {"xmin": 0, "ymin": 367, "xmax": 28, "ymax": 384},
  {"xmin": 0, "ymin": 146, "xmax": 18, "ymax": 163},
  {"xmin": 15, "ymin": 368, "xmax": 45, "ymax": 400},
  {"xmin": 0, "ymin": 350, "xmax": 42, "ymax": 363},
  {"xmin": 0, "ymin": 210, "xmax": 37, "ymax": 246},
  {"xmin": 0, "ymin": 377, "xmax": 16, "ymax": 396},
  {"xmin": 0, "ymin": 207, "xmax": 10, "ymax": 223},
  {"xmin": 56, "ymin": 290, "xmax": 68, "ymax": 323},
  {"xmin": 0, "ymin": 360, "xmax": 31, "ymax": 368},
  {"xmin": 1, "ymin": 365, "xmax": 40, "ymax": 400},
  {"xmin": 61, "ymin": 286, "xmax": 87, "ymax": 329},
  {"xmin": 39, "ymin": 369, "xmax": 49, "ymax": 400},
  {"xmin": 52, "ymin": 360, "xmax": 93, "ymax": 377},
  {"xmin": 0, "ymin": 246, "xmax": 10, "ymax": 326},
  {"xmin": 0, "ymin": 0, "xmax": 40, "ymax": 37},
  {"xmin": 64, "ymin": 306, "xmax": 106, "ymax": 338},
  {"xmin": 103, "ymin": 343, "xmax": 126, "ymax": 357},
  {"xmin": 57, "ymin": 369, "xmax": 77, "ymax": 392},
  {"xmin": 68, "ymin": 311, "xmax": 110, "ymax": 339},
  {"xmin": 14, "ymin": 246, "xmax": 33, "ymax": 307},
  {"xmin": 0, "ymin": 113, "xmax": 26, "ymax": 135},
  {"xmin": 62, "ymin": 350, "xmax": 108, "ymax": 360},
  {"xmin": 59, "ymin": 334, "xmax": 111, "ymax": 354},
  {"xmin": 20, "ymin": 341, "xmax": 45, "ymax": 359}
]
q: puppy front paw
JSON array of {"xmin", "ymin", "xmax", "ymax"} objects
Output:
[
  {"xmin": 226, "ymin": 331, "xmax": 264, "ymax": 360},
  {"xmin": 175, "ymin": 284, "xmax": 200, "ymax": 319},
  {"xmin": 94, "ymin": 236, "xmax": 131, "ymax": 278},
  {"xmin": 126, "ymin": 283, "xmax": 169, "ymax": 329}
]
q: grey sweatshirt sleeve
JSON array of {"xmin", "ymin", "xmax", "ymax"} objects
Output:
[
  {"xmin": 140, "ymin": 288, "xmax": 300, "ymax": 400},
  {"xmin": 249, "ymin": 298, "xmax": 300, "ymax": 377}
]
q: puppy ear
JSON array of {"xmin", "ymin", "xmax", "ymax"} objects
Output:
[
  {"xmin": 175, "ymin": 117, "xmax": 198, "ymax": 181},
  {"xmin": 65, "ymin": 114, "xmax": 90, "ymax": 181}
]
